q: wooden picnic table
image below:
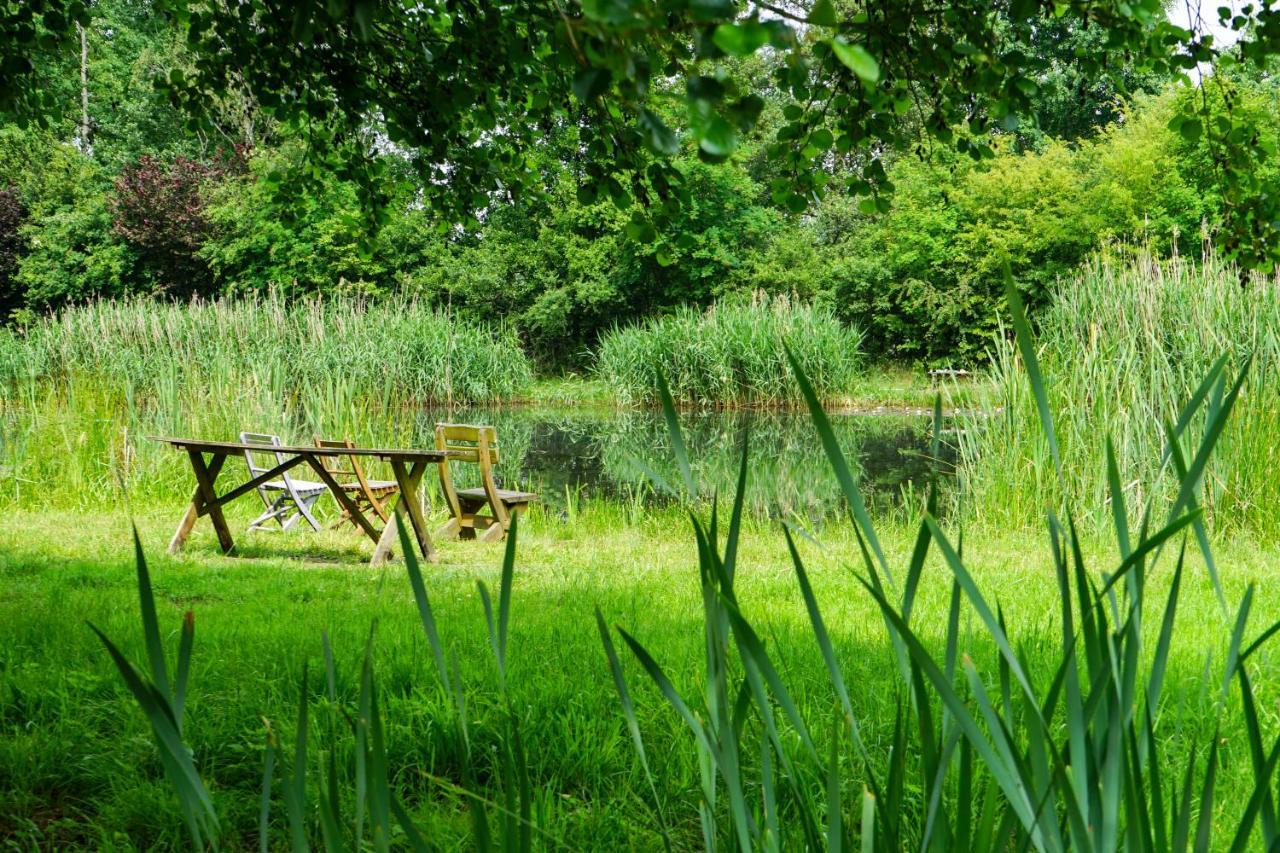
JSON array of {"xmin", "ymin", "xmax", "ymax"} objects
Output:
[{"xmin": 150, "ymin": 436, "xmax": 452, "ymax": 566}]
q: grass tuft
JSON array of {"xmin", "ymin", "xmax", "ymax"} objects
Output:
[{"xmin": 595, "ymin": 297, "xmax": 864, "ymax": 407}]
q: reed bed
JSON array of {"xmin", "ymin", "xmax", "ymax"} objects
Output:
[
  {"xmin": 960, "ymin": 248, "xmax": 1280, "ymax": 536},
  {"xmin": 0, "ymin": 294, "xmax": 532, "ymax": 403},
  {"xmin": 0, "ymin": 296, "xmax": 532, "ymax": 506},
  {"xmin": 595, "ymin": 297, "xmax": 864, "ymax": 406}
]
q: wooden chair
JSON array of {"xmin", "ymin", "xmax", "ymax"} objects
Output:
[
  {"xmin": 312, "ymin": 436, "xmax": 400, "ymax": 527},
  {"xmin": 239, "ymin": 432, "xmax": 325, "ymax": 532},
  {"xmin": 434, "ymin": 423, "xmax": 537, "ymax": 542}
]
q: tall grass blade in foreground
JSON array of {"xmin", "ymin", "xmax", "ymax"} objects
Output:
[{"xmin": 86, "ymin": 528, "xmax": 218, "ymax": 849}]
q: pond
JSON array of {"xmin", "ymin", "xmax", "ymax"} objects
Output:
[
  {"xmin": 0, "ymin": 388, "xmax": 955, "ymax": 521},
  {"xmin": 401, "ymin": 405, "xmax": 955, "ymax": 522}
]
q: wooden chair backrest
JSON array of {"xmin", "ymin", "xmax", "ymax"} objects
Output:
[
  {"xmin": 313, "ymin": 436, "xmax": 362, "ymax": 481},
  {"xmin": 434, "ymin": 424, "xmax": 500, "ymax": 464},
  {"xmin": 434, "ymin": 423, "xmax": 500, "ymax": 519}
]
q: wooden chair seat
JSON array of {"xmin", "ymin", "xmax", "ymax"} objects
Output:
[
  {"xmin": 456, "ymin": 486, "xmax": 539, "ymax": 505},
  {"xmin": 313, "ymin": 436, "xmax": 400, "ymax": 528},
  {"xmin": 261, "ymin": 479, "xmax": 328, "ymax": 495},
  {"xmin": 343, "ymin": 479, "xmax": 398, "ymax": 494}
]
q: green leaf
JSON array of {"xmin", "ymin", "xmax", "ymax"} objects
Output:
[
  {"xmin": 582, "ymin": 0, "xmax": 636, "ymax": 24},
  {"xmin": 695, "ymin": 114, "xmax": 737, "ymax": 159},
  {"xmin": 639, "ymin": 109, "xmax": 678, "ymax": 155},
  {"xmin": 1179, "ymin": 117, "xmax": 1203, "ymax": 141},
  {"xmin": 712, "ymin": 22, "xmax": 771, "ymax": 57},
  {"xmin": 829, "ymin": 39, "xmax": 880, "ymax": 84},
  {"xmin": 785, "ymin": 343, "xmax": 894, "ymax": 586},
  {"xmin": 572, "ymin": 68, "xmax": 612, "ymax": 101},
  {"xmin": 1004, "ymin": 267, "xmax": 1062, "ymax": 481},
  {"xmin": 400, "ymin": 519, "xmax": 451, "ymax": 693},
  {"xmin": 259, "ymin": 729, "xmax": 274, "ymax": 853},
  {"xmin": 596, "ymin": 609, "xmax": 673, "ymax": 850},
  {"xmin": 655, "ymin": 370, "xmax": 695, "ymax": 495},
  {"xmin": 860, "ymin": 788, "xmax": 875, "ymax": 853},
  {"xmin": 809, "ymin": 0, "xmax": 839, "ymax": 27}
]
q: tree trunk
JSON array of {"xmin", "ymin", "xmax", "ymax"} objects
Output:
[{"xmin": 76, "ymin": 22, "xmax": 90, "ymax": 154}]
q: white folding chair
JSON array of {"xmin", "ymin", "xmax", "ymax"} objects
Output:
[{"xmin": 239, "ymin": 432, "xmax": 325, "ymax": 532}]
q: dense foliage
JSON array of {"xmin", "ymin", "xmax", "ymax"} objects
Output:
[
  {"xmin": 109, "ymin": 152, "xmax": 239, "ymax": 297},
  {"xmin": 0, "ymin": 185, "xmax": 23, "ymax": 318},
  {"xmin": 4, "ymin": 0, "xmax": 1280, "ymax": 371},
  {"xmin": 66, "ymin": 0, "xmax": 1280, "ymax": 274}
]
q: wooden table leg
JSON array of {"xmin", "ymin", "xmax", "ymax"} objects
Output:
[
  {"xmin": 169, "ymin": 453, "xmax": 227, "ymax": 554},
  {"xmin": 370, "ymin": 515, "xmax": 398, "ymax": 566},
  {"xmin": 395, "ymin": 461, "xmax": 434, "ymax": 561},
  {"xmin": 303, "ymin": 455, "xmax": 381, "ymax": 543},
  {"xmin": 371, "ymin": 461, "xmax": 435, "ymax": 566},
  {"xmin": 189, "ymin": 451, "xmax": 234, "ymax": 554}
]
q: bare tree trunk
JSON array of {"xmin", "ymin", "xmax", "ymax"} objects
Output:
[{"xmin": 76, "ymin": 22, "xmax": 90, "ymax": 154}]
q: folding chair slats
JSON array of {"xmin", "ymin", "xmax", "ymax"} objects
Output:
[{"xmin": 239, "ymin": 432, "xmax": 322, "ymax": 532}]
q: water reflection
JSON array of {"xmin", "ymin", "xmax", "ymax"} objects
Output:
[{"xmin": 397, "ymin": 406, "xmax": 953, "ymax": 521}]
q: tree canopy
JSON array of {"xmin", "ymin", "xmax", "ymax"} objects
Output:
[{"xmin": 5, "ymin": 0, "xmax": 1280, "ymax": 268}]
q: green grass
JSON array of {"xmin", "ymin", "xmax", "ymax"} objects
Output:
[
  {"xmin": 0, "ymin": 504, "xmax": 1270, "ymax": 849},
  {"xmin": 594, "ymin": 299, "xmax": 865, "ymax": 407},
  {"xmin": 6, "ymin": 262, "xmax": 1280, "ymax": 849}
]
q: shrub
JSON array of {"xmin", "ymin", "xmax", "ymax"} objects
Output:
[
  {"xmin": 6, "ymin": 138, "xmax": 143, "ymax": 310},
  {"xmin": 817, "ymin": 91, "xmax": 1206, "ymax": 365},
  {"xmin": 198, "ymin": 147, "xmax": 408, "ymax": 296},
  {"xmin": 594, "ymin": 297, "xmax": 863, "ymax": 406}
]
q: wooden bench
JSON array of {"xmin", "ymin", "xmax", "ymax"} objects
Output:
[{"xmin": 433, "ymin": 423, "xmax": 538, "ymax": 542}]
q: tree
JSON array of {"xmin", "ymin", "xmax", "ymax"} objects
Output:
[
  {"xmin": 6, "ymin": 0, "xmax": 1280, "ymax": 267},
  {"xmin": 109, "ymin": 151, "xmax": 239, "ymax": 297},
  {"xmin": 0, "ymin": 186, "xmax": 25, "ymax": 319},
  {"xmin": 1010, "ymin": 16, "xmax": 1166, "ymax": 144}
]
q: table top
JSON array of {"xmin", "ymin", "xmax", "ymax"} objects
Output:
[{"xmin": 149, "ymin": 436, "xmax": 453, "ymax": 461}]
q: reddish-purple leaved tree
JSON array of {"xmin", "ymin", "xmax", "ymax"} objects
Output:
[
  {"xmin": 109, "ymin": 149, "xmax": 242, "ymax": 298},
  {"xmin": 0, "ymin": 186, "xmax": 26, "ymax": 320}
]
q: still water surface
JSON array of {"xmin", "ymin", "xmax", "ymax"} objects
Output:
[{"xmin": 408, "ymin": 405, "xmax": 953, "ymax": 521}]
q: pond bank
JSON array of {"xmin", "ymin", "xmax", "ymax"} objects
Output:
[{"xmin": 518, "ymin": 365, "xmax": 994, "ymax": 414}]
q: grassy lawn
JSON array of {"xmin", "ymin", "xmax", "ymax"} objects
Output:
[{"xmin": 1, "ymin": 500, "xmax": 1275, "ymax": 849}]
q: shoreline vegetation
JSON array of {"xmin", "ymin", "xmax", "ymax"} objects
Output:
[
  {"xmin": 0, "ymin": 293, "xmax": 987, "ymax": 412},
  {"xmin": 2, "ymin": 247, "xmax": 1274, "ymax": 539},
  {"xmin": 962, "ymin": 248, "xmax": 1280, "ymax": 538}
]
